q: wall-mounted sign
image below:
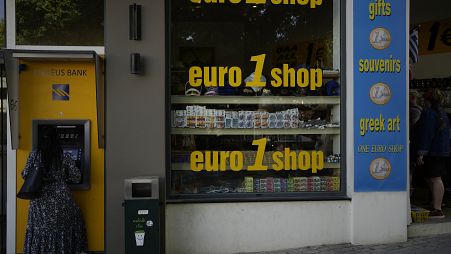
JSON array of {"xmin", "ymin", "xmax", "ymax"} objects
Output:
[
  {"xmin": 418, "ymin": 18, "xmax": 451, "ymax": 55},
  {"xmin": 354, "ymin": 0, "xmax": 407, "ymax": 192}
]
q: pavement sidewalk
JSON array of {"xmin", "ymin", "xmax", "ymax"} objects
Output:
[{"xmin": 244, "ymin": 233, "xmax": 451, "ymax": 254}]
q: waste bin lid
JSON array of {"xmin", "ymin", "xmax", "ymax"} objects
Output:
[{"xmin": 124, "ymin": 176, "xmax": 159, "ymax": 200}]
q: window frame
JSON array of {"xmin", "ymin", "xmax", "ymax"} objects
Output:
[{"xmin": 165, "ymin": 0, "xmax": 348, "ymax": 202}]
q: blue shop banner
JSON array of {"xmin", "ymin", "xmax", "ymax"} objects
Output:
[{"xmin": 354, "ymin": 0, "xmax": 407, "ymax": 191}]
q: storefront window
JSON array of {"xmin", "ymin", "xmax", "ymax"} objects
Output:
[
  {"xmin": 169, "ymin": 0, "xmax": 343, "ymax": 200},
  {"xmin": 16, "ymin": 0, "xmax": 103, "ymax": 46}
]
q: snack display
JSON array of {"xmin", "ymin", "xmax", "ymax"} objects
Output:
[
  {"xmin": 238, "ymin": 176, "xmax": 340, "ymax": 193},
  {"xmin": 171, "ymin": 106, "xmax": 338, "ymax": 130}
]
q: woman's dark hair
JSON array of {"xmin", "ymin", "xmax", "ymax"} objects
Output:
[{"xmin": 37, "ymin": 127, "xmax": 63, "ymax": 171}]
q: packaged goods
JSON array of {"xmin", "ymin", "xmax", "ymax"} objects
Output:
[
  {"xmin": 260, "ymin": 178, "xmax": 267, "ymax": 192},
  {"xmin": 195, "ymin": 106, "xmax": 207, "ymax": 128},
  {"xmin": 244, "ymin": 177, "xmax": 254, "ymax": 193},
  {"xmin": 215, "ymin": 110, "xmax": 225, "ymax": 128}
]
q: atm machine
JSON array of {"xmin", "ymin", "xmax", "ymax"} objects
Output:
[{"xmin": 32, "ymin": 119, "xmax": 90, "ymax": 190}]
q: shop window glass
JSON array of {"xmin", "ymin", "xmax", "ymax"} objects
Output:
[
  {"xmin": 169, "ymin": 0, "xmax": 342, "ymax": 199},
  {"xmin": 16, "ymin": 0, "xmax": 103, "ymax": 46}
]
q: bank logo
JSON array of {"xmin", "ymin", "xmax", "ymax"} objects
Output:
[
  {"xmin": 369, "ymin": 82, "xmax": 392, "ymax": 105},
  {"xmin": 52, "ymin": 84, "xmax": 70, "ymax": 101},
  {"xmin": 369, "ymin": 27, "xmax": 392, "ymax": 50},
  {"xmin": 370, "ymin": 158, "xmax": 391, "ymax": 180}
]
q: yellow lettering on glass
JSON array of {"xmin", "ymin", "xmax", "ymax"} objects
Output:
[
  {"xmin": 188, "ymin": 143, "xmax": 325, "ymax": 173},
  {"xmin": 311, "ymin": 150, "xmax": 324, "ymax": 173},
  {"xmin": 190, "ymin": 151, "xmax": 204, "ymax": 171},
  {"xmin": 246, "ymin": 54, "xmax": 266, "ymax": 87},
  {"xmin": 272, "ymin": 151, "xmax": 283, "ymax": 171},
  {"xmin": 246, "ymin": 0, "xmax": 266, "ymax": 4},
  {"xmin": 298, "ymin": 151, "xmax": 310, "ymax": 171},
  {"xmin": 188, "ymin": 66, "xmax": 202, "ymax": 87},
  {"xmin": 191, "ymin": 0, "xmax": 322, "ymax": 8},
  {"xmin": 230, "ymin": 151, "xmax": 244, "ymax": 171},
  {"xmin": 248, "ymin": 138, "xmax": 268, "ymax": 171}
]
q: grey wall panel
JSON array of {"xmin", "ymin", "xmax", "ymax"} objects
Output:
[{"xmin": 105, "ymin": 1, "xmax": 165, "ymax": 253}]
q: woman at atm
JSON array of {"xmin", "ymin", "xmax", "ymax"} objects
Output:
[{"xmin": 22, "ymin": 128, "xmax": 87, "ymax": 253}]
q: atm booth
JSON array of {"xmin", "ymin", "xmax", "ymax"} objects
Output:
[
  {"xmin": 33, "ymin": 120, "xmax": 91, "ymax": 189},
  {"xmin": 3, "ymin": 50, "xmax": 105, "ymax": 253}
]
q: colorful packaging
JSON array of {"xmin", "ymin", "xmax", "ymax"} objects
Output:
[
  {"xmin": 281, "ymin": 178, "xmax": 288, "ymax": 192},
  {"xmin": 276, "ymin": 112, "xmax": 284, "ymax": 128},
  {"xmin": 205, "ymin": 109, "xmax": 215, "ymax": 128},
  {"xmin": 254, "ymin": 178, "xmax": 260, "ymax": 193},
  {"xmin": 238, "ymin": 111, "xmax": 245, "ymax": 128},
  {"xmin": 260, "ymin": 178, "xmax": 267, "ymax": 192},
  {"xmin": 266, "ymin": 177, "xmax": 274, "ymax": 192},
  {"xmin": 232, "ymin": 111, "xmax": 239, "ymax": 128},
  {"xmin": 287, "ymin": 178, "xmax": 294, "ymax": 192},
  {"xmin": 268, "ymin": 113, "xmax": 277, "ymax": 128},
  {"xmin": 253, "ymin": 111, "xmax": 262, "ymax": 129},
  {"xmin": 215, "ymin": 110, "xmax": 225, "ymax": 129},
  {"xmin": 244, "ymin": 177, "xmax": 254, "ymax": 193},
  {"xmin": 274, "ymin": 178, "xmax": 281, "ymax": 192},
  {"xmin": 261, "ymin": 112, "xmax": 269, "ymax": 128},
  {"xmin": 186, "ymin": 106, "xmax": 195, "ymax": 128},
  {"xmin": 175, "ymin": 110, "xmax": 187, "ymax": 128},
  {"xmin": 293, "ymin": 177, "xmax": 302, "ymax": 192}
]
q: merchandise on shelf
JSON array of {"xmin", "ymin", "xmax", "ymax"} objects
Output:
[
  {"xmin": 326, "ymin": 154, "xmax": 341, "ymax": 163},
  {"xmin": 171, "ymin": 106, "xmax": 338, "ymax": 130},
  {"xmin": 238, "ymin": 176, "xmax": 340, "ymax": 193}
]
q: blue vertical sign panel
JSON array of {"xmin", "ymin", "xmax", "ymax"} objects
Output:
[{"xmin": 354, "ymin": 0, "xmax": 407, "ymax": 191}]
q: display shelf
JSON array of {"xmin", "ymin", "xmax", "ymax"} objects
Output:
[
  {"xmin": 171, "ymin": 95, "xmax": 340, "ymax": 105},
  {"xmin": 322, "ymin": 70, "xmax": 340, "ymax": 78},
  {"xmin": 171, "ymin": 162, "xmax": 341, "ymax": 171},
  {"xmin": 171, "ymin": 127, "xmax": 340, "ymax": 135}
]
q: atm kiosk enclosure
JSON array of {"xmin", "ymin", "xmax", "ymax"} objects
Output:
[{"xmin": 32, "ymin": 119, "xmax": 90, "ymax": 190}]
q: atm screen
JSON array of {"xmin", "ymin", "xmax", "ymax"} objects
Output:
[{"xmin": 63, "ymin": 148, "xmax": 82, "ymax": 165}]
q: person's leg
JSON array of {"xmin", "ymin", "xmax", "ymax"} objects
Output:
[{"xmin": 429, "ymin": 177, "xmax": 445, "ymax": 210}]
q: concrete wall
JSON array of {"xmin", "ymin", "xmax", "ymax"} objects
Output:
[
  {"xmin": 166, "ymin": 201, "xmax": 350, "ymax": 254},
  {"xmin": 105, "ymin": 0, "xmax": 166, "ymax": 253}
]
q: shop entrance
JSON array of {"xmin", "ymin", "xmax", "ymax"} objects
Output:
[{"xmin": 409, "ymin": 0, "xmax": 451, "ymax": 225}]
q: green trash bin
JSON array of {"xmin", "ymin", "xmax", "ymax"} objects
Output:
[{"xmin": 123, "ymin": 177, "xmax": 160, "ymax": 254}]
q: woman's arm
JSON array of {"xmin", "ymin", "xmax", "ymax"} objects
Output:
[
  {"xmin": 21, "ymin": 151, "xmax": 37, "ymax": 179},
  {"xmin": 63, "ymin": 153, "xmax": 81, "ymax": 183}
]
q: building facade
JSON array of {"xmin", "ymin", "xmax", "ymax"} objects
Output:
[{"xmin": 4, "ymin": 0, "xmax": 451, "ymax": 253}]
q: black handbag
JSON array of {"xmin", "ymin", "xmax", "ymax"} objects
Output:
[{"xmin": 17, "ymin": 154, "xmax": 44, "ymax": 200}]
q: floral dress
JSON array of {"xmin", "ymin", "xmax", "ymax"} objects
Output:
[{"xmin": 22, "ymin": 151, "xmax": 87, "ymax": 254}]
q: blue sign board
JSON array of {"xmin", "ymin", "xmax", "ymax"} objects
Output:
[{"xmin": 354, "ymin": 0, "xmax": 407, "ymax": 191}]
